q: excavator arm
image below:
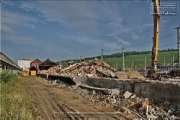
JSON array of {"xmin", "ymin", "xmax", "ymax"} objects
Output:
[{"xmin": 152, "ymin": 0, "xmax": 160, "ymax": 70}]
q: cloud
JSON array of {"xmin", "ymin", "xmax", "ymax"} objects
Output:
[
  {"xmin": 107, "ymin": 28, "xmax": 131, "ymax": 37},
  {"xmin": 132, "ymin": 35, "xmax": 140, "ymax": 40},
  {"xmin": 20, "ymin": 1, "xmax": 125, "ymax": 35},
  {"xmin": 1, "ymin": 8, "xmax": 38, "ymax": 44},
  {"xmin": 30, "ymin": 1, "xmax": 100, "ymax": 31},
  {"xmin": 3, "ymin": 0, "xmax": 176, "ymax": 61},
  {"xmin": 2, "ymin": 10, "xmax": 37, "ymax": 25},
  {"xmin": 117, "ymin": 39, "xmax": 130, "ymax": 45},
  {"xmin": 104, "ymin": 42, "xmax": 122, "ymax": 51},
  {"xmin": 24, "ymin": 24, "xmax": 36, "ymax": 29},
  {"xmin": 1, "ymin": 0, "xmax": 14, "ymax": 6},
  {"xmin": 1, "ymin": 25, "xmax": 13, "ymax": 33},
  {"xmin": 2, "ymin": 34, "xmax": 34, "ymax": 45},
  {"xmin": 20, "ymin": 3, "xmax": 37, "ymax": 11}
]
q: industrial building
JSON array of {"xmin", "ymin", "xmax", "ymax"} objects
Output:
[{"xmin": 18, "ymin": 59, "xmax": 32, "ymax": 71}]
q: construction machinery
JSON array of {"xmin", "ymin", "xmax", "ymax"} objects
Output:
[
  {"xmin": 151, "ymin": 0, "xmax": 160, "ymax": 70},
  {"xmin": 147, "ymin": 0, "xmax": 161, "ymax": 79}
]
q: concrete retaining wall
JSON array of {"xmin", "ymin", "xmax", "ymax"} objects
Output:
[
  {"xmin": 85, "ymin": 78, "xmax": 180, "ymax": 105},
  {"xmin": 36, "ymin": 74, "xmax": 180, "ymax": 105}
]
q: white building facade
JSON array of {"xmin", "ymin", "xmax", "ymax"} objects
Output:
[{"xmin": 18, "ymin": 59, "xmax": 32, "ymax": 71}]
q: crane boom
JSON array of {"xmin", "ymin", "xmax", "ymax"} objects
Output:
[{"xmin": 152, "ymin": 0, "xmax": 160, "ymax": 70}]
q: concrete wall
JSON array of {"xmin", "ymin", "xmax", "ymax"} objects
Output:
[
  {"xmin": 85, "ymin": 78, "xmax": 180, "ymax": 105},
  {"xmin": 36, "ymin": 74, "xmax": 180, "ymax": 105}
]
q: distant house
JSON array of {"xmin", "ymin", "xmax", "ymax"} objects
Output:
[
  {"xmin": 29, "ymin": 59, "xmax": 42, "ymax": 75},
  {"xmin": 39, "ymin": 59, "xmax": 58, "ymax": 70},
  {"xmin": 18, "ymin": 59, "xmax": 32, "ymax": 71},
  {"xmin": 30, "ymin": 59, "xmax": 42, "ymax": 68}
]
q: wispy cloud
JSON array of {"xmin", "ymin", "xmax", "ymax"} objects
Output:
[
  {"xmin": 20, "ymin": 3, "xmax": 37, "ymax": 11},
  {"xmin": 1, "ymin": 8, "xmax": 38, "ymax": 44},
  {"xmin": 2, "ymin": 34, "xmax": 34, "ymax": 45},
  {"xmin": 117, "ymin": 38, "xmax": 130, "ymax": 45},
  {"xmin": 1, "ymin": 25, "xmax": 13, "ymax": 33},
  {"xmin": 1, "ymin": 0, "xmax": 14, "ymax": 6},
  {"xmin": 1, "ymin": 0, "xmax": 178, "ymax": 61},
  {"xmin": 2, "ymin": 10, "xmax": 37, "ymax": 25},
  {"xmin": 24, "ymin": 24, "xmax": 36, "ymax": 29},
  {"xmin": 132, "ymin": 35, "xmax": 140, "ymax": 40},
  {"xmin": 107, "ymin": 28, "xmax": 131, "ymax": 37},
  {"xmin": 104, "ymin": 42, "xmax": 122, "ymax": 51}
]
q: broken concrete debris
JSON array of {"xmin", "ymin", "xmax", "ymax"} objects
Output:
[
  {"xmin": 36, "ymin": 58, "xmax": 180, "ymax": 119},
  {"xmin": 124, "ymin": 91, "xmax": 133, "ymax": 99},
  {"xmin": 42, "ymin": 78, "xmax": 180, "ymax": 119},
  {"xmin": 38, "ymin": 58, "xmax": 145, "ymax": 79},
  {"xmin": 110, "ymin": 89, "xmax": 120, "ymax": 96},
  {"xmin": 60, "ymin": 58, "xmax": 116, "ymax": 78}
]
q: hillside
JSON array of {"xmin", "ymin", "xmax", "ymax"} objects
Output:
[
  {"xmin": 104, "ymin": 51, "xmax": 178, "ymax": 70},
  {"xmin": 58, "ymin": 50, "xmax": 178, "ymax": 70}
]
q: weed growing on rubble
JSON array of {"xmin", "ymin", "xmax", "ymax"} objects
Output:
[{"xmin": 0, "ymin": 71, "xmax": 34, "ymax": 120}]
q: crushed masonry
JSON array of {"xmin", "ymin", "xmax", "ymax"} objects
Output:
[
  {"xmin": 41, "ymin": 78, "xmax": 180, "ymax": 119},
  {"xmin": 38, "ymin": 58, "xmax": 145, "ymax": 79}
]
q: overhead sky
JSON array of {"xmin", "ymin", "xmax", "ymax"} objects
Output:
[{"xmin": 1, "ymin": 0, "xmax": 180, "ymax": 62}]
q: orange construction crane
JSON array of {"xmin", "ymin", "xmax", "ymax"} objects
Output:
[
  {"xmin": 147, "ymin": 0, "xmax": 161, "ymax": 79},
  {"xmin": 152, "ymin": 0, "xmax": 160, "ymax": 70}
]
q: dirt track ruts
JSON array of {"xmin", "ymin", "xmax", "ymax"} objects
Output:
[{"xmin": 25, "ymin": 76, "xmax": 126, "ymax": 120}]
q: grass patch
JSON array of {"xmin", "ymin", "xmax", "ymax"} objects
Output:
[
  {"xmin": 0, "ymin": 71, "xmax": 34, "ymax": 120},
  {"xmin": 0, "ymin": 71, "xmax": 18, "ymax": 83},
  {"xmin": 103, "ymin": 51, "xmax": 178, "ymax": 69}
]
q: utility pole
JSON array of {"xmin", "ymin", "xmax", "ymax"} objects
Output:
[
  {"xmin": 60, "ymin": 61, "xmax": 61, "ymax": 69},
  {"xmin": 163, "ymin": 57, "xmax": 165, "ymax": 72},
  {"xmin": 145, "ymin": 57, "xmax": 146, "ymax": 71},
  {"xmin": 101, "ymin": 49, "xmax": 104, "ymax": 61},
  {"xmin": 173, "ymin": 54, "xmax": 174, "ymax": 69},
  {"xmin": 131, "ymin": 61, "xmax": 134, "ymax": 70},
  {"xmin": 122, "ymin": 48, "xmax": 125, "ymax": 71},
  {"xmin": 175, "ymin": 27, "xmax": 180, "ymax": 69}
]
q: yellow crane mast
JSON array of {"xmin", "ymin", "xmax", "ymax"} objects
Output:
[{"xmin": 152, "ymin": 0, "xmax": 160, "ymax": 70}]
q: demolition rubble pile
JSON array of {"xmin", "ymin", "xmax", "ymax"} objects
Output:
[
  {"xmin": 60, "ymin": 58, "xmax": 116, "ymax": 78},
  {"xmin": 74, "ymin": 88, "xmax": 180, "ymax": 119},
  {"xmin": 44, "ymin": 58, "xmax": 117, "ymax": 78},
  {"xmin": 38, "ymin": 65, "xmax": 62, "ymax": 75},
  {"xmin": 44, "ymin": 79, "xmax": 180, "ymax": 119},
  {"xmin": 38, "ymin": 58, "xmax": 146, "ymax": 79}
]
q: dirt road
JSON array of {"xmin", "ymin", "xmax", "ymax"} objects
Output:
[{"xmin": 25, "ymin": 76, "xmax": 126, "ymax": 120}]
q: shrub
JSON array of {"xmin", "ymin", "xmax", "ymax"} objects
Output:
[{"xmin": 0, "ymin": 70, "xmax": 18, "ymax": 83}]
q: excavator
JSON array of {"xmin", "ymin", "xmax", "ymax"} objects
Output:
[{"xmin": 147, "ymin": 0, "xmax": 162, "ymax": 79}]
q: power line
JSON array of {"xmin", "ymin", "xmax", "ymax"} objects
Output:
[
  {"xmin": 104, "ymin": 31, "xmax": 175, "ymax": 52},
  {"xmin": 159, "ymin": 42, "xmax": 176, "ymax": 48}
]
